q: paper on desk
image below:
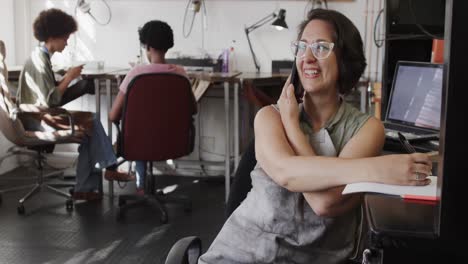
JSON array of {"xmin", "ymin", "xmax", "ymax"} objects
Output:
[
  {"xmin": 342, "ymin": 176, "xmax": 437, "ymax": 199},
  {"xmin": 192, "ymin": 79, "xmax": 210, "ymax": 102}
]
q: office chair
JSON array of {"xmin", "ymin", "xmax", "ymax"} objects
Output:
[
  {"xmin": 242, "ymin": 77, "xmax": 285, "ymax": 109},
  {"xmin": 0, "ymin": 48, "xmax": 81, "ymax": 214},
  {"xmin": 165, "ymin": 138, "xmax": 368, "ymax": 264},
  {"xmin": 115, "ymin": 72, "xmax": 197, "ymax": 223}
]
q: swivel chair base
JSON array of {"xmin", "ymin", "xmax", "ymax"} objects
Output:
[
  {"xmin": 17, "ymin": 182, "xmax": 74, "ymax": 215},
  {"xmin": 116, "ymin": 171, "xmax": 192, "ymax": 223},
  {"xmin": 0, "ymin": 148, "xmax": 74, "ymax": 214},
  {"xmin": 116, "ymin": 191, "xmax": 191, "ymax": 224}
]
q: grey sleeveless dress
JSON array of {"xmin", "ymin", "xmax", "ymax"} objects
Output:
[{"xmin": 199, "ymin": 101, "xmax": 371, "ymax": 264}]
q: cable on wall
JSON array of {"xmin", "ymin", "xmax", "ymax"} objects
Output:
[
  {"xmin": 373, "ymin": 9, "xmax": 384, "ymax": 48},
  {"xmin": 183, "ymin": 0, "xmax": 206, "ymax": 38},
  {"xmin": 408, "ymin": 0, "xmax": 443, "ymax": 39},
  {"xmin": 76, "ymin": 0, "xmax": 112, "ymax": 26}
]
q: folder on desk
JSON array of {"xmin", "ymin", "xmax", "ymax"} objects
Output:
[{"xmin": 342, "ymin": 176, "xmax": 438, "ymax": 201}]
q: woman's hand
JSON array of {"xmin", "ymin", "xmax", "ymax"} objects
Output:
[
  {"xmin": 57, "ymin": 65, "xmax": 84, "ymax": 95},
  {"xmin": 373, "ymin": 153, "xmax": 433, "ymax": 186},
  {"xmin": 65, "ymin": 65, "xmax": 83, "ymax": 81},
  {"xmin": 43, "ymin": 111, "xmax": 94, "ymax": 136},
  {"xmin": 277, "ymin": 76, "xmax": 300, "ymax": 128}
]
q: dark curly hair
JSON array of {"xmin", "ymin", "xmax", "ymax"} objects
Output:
[
  {"xmin": 139, "ymin": 20, "xmax": 174, "ymax": 52},
  {"xmin": 297, "ymin": 9, "xmax": 366, "ymax": 95},
  {"xmin": 33, "ymin": 8, "xmax": 77, "ymax": 42}
]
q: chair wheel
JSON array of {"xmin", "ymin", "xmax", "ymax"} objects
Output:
[
  {"xmin": 66, "ymin": 199, "xmax": 74, "ymax": 211},
  {"xmin": 17, "ymin": 204, "xmax": 25, "ymax": 215},
  {"xmin": 160, "ymin": 212, "xmax": 168, "ymax": 224}
]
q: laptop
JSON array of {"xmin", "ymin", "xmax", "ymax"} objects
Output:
[{"xmin": 384, "ymin": 61, "xmax": 443, "ymax": 142}]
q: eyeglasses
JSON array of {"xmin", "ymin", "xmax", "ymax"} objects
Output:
[{"xmin": 291, "ymin": 40, "xmax": 335, "ymax": 60}]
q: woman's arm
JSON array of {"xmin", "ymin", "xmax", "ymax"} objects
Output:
[
  {"xmin": 109, "ymin": 91, "xmax": 125, "ymax": 122},
  {"xmin": 302, "ymin": 118, "xmax": 384, "ymax": 217},
  {"xmin": 276, "ymin": 84, "xmax": 383, "ymax": 217},
  {"xmin": 56, "ymin": 66, "xmax": 83, "ymax": 95},
  {"xmin": 254, "ymin": 94, "xmax": 432, "ymax": 194}
]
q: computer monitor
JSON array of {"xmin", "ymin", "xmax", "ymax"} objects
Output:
[
  {"xmin": 386, "ymin": 61, "xmax": 443, "ymax": 132},
  {"xmin": 271, "ymin": 60, "xmax": 293, "ymax": 74}
]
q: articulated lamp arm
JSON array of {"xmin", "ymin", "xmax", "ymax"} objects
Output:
[{"xmin": 244, "ymin": 12, "xmax": 277, "ymax": 72}]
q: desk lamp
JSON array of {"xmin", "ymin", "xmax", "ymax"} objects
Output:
[{"xmin": 245, "ymin": 9, "xmax": 288, "ymax": 72}]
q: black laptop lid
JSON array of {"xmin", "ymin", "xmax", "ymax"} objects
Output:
[{"xmin": 385, "ymin": 61, "xmax": 443, "ymax": 132}]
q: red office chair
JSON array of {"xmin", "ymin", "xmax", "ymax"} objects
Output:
[
  {"xmin": 242, "ymin": 77, "xmax": 284, "ymax": 108},
  {"xmin": 115, "ymin": 72, "xmax": 197, "ymax": 223}
]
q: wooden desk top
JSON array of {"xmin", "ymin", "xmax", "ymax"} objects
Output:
[
  {"xmin": 7, "ymin": 65, "xmax": 22, "ymax": 72},
  {"xmin": 7, "ymin": 65, "xmax": 131, "ymax": 80},
  {"xmin": 7, "ymin": 65, "xmax": 21, "ymax": 81},
  {"xmin": 7, "ymin": 66, "xmax": 293, "ymax": 84},
  {"xmin": 95, "ymin": 69, "xmax": 244, "ymax": 83},
  {"xmin": 239, "ymin": 72, "xmax": 289, "ymax": 80},
  {"xmin": 81, "ymin": 67, "xmax": 129, "ymax": 78},
  {"xmin": 187, "ymin": 71, "xmax": 242, "ymax": 82}
]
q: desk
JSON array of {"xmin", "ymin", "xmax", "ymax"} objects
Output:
[
  {"xmin": 8, "ymin": 66, "xmax": 243, "ymax": 201},
  {"xmin": 81, "ymin": 67, "xmax": 129, "ymax": 198},
  {"xmin": 188, "ymin": 71, "xmax": 242, "ymax": 201},
  {"xmin": 82, "ymin": 69, "xmax": 242, "ymax": 201},
  {"xmin": 361, "ymin": 145, "xmax": 448, "ymax": 263},
  {"xmin": 6, "ymin": 65, "xmax": 22, "ymax": 82},
  {"xmin": 365, "ymin": 194, "xmax": 438, "ymax": 240},
  {"xmin": 240, "ymin": 72, "xmax": 288, "ymax": 108},
  {"xmin": 362, "ymin": 194, "xmax": 468, "ymax": 263},
  {"xmin": 239, "ymin": 73, "xmax": 370, "ymax": 114},
  {"xmin": 363, "ymin": 194, "xmax": 445, "ymax": 263},
  {"xmin": 110, "ymin": 70, "xmax": 242, "ymax": 201}
]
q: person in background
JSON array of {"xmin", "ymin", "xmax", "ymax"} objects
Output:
[
  {"xmin": 17, "ymin": 8, "xmax": 133, "ymax": 201},
  {"xmin": 17, "ymin": 8, "xmax": 92, "ymax": 107},
  {"xmin": 199, "ymin": 9, "xmax": 432, "ymax": 263},
  {"xmin": 108, "ymin": 20, "xmax": 191, "ymax": 195}
]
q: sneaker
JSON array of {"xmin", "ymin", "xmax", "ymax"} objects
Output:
[
  {"xmin": 136, "ymin": 188, "xmax": 145, "ymax": 196},
  {"xmin": 104, "ymin": 170, "xmax": 136, "ymax": 182},
  {"xmin": 72, "ymin": 191, "xmax": 103, "ymax": 201}
]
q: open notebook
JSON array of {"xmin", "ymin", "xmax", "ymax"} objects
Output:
[{"xmin": 342, "ymin": 176, "xmax": 438, "ymax": 201}]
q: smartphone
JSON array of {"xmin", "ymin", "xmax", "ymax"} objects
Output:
[{"xmin": 290, "ymin": 59, "xmax": 304, "ymax": 102}]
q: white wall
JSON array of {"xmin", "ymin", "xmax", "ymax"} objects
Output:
[
  {"xmin": 19, "ymin": 0, "xmax": 383, "ymax": 78},
  {"xmin": 0, "ymin": 0, "xmax": 18, "ymax": 174},
  {"xmin": 0, "ymin": 0, "xmax": 16, "ymax": 65}
]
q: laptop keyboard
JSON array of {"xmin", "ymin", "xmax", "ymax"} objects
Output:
[
  {"xmin": 384, "ymin": 123, "xmax": 427, "ymax": 135},
  {"xmin": 385, "ymin": 130, "xmax": 415, "ymax": 139},
  {"xmin": 385, "ymin": 129, "xmax": 438, "ymax": 141}
]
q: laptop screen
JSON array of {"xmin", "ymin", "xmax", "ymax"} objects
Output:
[{"xmin": 386, "ymin": 61, "xmax": 443, "ymax": 131}]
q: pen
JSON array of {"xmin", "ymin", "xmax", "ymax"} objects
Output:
[
  {"xmin": 397, "ymin": 132, "xmax": 416, "ymax": 154},
  {"xmin": 398, "ymin": 132, "xmax": 433, "ymax": 177}
]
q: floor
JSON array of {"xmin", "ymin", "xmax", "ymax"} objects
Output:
[{"xmin": 0, "ymin": 166, "xmax": 226, "ymax": 264}]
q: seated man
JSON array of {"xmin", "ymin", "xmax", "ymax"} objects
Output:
[
  {"xmin": 17, "ymin": 8, "xmax": 133, "ymax": 200},
  {"xmin": 108, "ymin": 20, "xmax": 188, "ymax": 195}
]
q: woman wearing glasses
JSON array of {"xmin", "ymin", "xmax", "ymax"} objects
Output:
[{"xmin": 199, "ymin": 9, "xmax": 432, "ymax": 263}]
